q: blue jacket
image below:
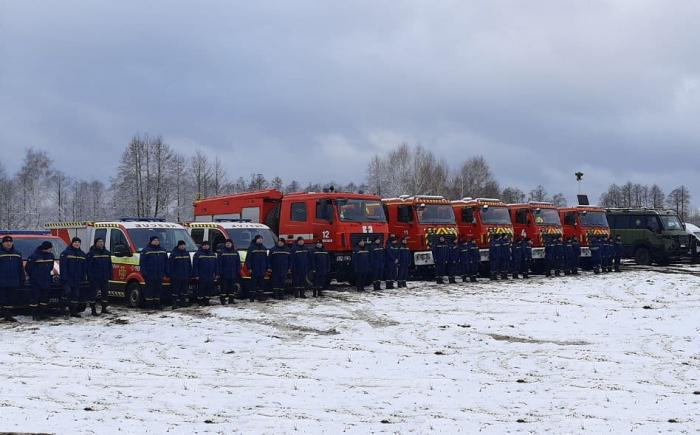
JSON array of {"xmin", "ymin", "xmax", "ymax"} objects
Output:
[
  {"xmin": 60, "ymin": 246, "xmax": 87, "ymax": 286},
  {"xmin": 87, "ymin": 246, "xmax": 112, "ymax": 283},
  {"xmin": 432, "ymin": 241, "xmax": 449, "ymax": 265},
  {"xmin": 0, "ymin": 246, "xmax": 25, "ymax": 288},
  {"xmin": 139, "ymin": 244, "xmax": 168, "ymax": 281},
  {"xmin": 544, "ymin": 239, "xmax": 555, "ymax": 262},
  {"xmin": 353, "ymin": 243, "xmax": 370, "ymax": 274},
  {"xmin": 268, "ymin": 245, "xmax": 291, "ymax": 275},
  {"xmin": 523, "ymin": 241, "xmax": 533, "ymax": 262},
  {"xmin": 613, "ymin": 239, "xmax": 624, "ymax": 257},
  {"xmin": 26, "ymin": 248, "xmax": 53, "ymax": 289},
  {"xmin": 398, "ymin": 243, "xmax": 411, "ymax": 268},
  {"xmin": 169, "ymin": 247, "xmax": 192, "ymax": 280},
  {"xmin": 467, "ymin": 241, "xmax": 481, "ymax": 265},
  {"xmin": 311, "ymin": 246, "xmax": 331, "ymax": 276},
  {"xmin": 590, "ymin": 238, "xmax": 602, "ymax": 264},
  {"xmin": 290, "ymin": 244, "xmax": 310, "ymax": 277},
  {"xmin": 511, "ymin": 242, "xmax": 523, "ymax": 265},
  {"xmin": 386, "ymin": 242, "xmax": 400, "ymax": 268},
  {"xmin": 193, "ymin": 248, "xmax": 218, "ymax": 282},
  {"xmin": 217, "ymin": 247, "xmax": 241, "ymax": 280},
  {"xmin": 370, "ymin": 243, "xmax": 385, "ymax": 272},
  {"xmin": 448, "ymin": 243, "xmax": 461, "ymax": 264},
  {"xmin": 489, "ymin": 237, "xmax": 499, "ymax": 264},
  {"xmin": 245, "ymin": 242, "xmax": 269, "ymax": 278}
]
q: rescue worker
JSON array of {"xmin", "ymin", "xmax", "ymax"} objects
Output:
[
  {"xmin": 488, "ymin": 233, "xmax": 499, "ymax": 280},
  {"xmin": 352, "ymin": 239, "xmax": 370, "ymax": 292},
  {"xmin": 169, "ymin": 240, "xmax": 192, "ymax": 308},
  {"xmin": 384, "ymin": 236, "xmax": 400, "ymax": 289},
  {"xmin": 60, "ymin": 237, "xmax": 87, "ymax": 317},
  {"xmin": 432, "ymin": 235, "xmax": 449, "ymax": 284},
  {"xmin": 447, "ymin": 238, "xmax": 460, "ymax": 284},
  {"xmin": 467, "ymin": 237, "xmax": 481, "ymax": 282},
  {"xmin": 245, "ymin": 234, "xmax": 269, "ymax": 302},
  {"xmin": 498, "ymin": 235, "xmax": 511, "ymax": 280},
  {"xmin": 553, "ymin": 236, "xmax": 565, "ymax": 277},
  {"xmin": 590, "ymin": 236, "xmax": 602, "ymax": 274},
  {"xmin": 217, "ymin": 239, "xmax": 240, "ymax": 305},
  {"xmin": 268, "ymin": 239, "xmax": 290, "ymax": 300},
  {"xmin": 613, "ymin": 234, "xmax": 624, "ymax": 272},
  {"xmin": 86, "ymin": 237, "xmax": 112, "ymax": 316},
  {"xmin": 370, "ymin": 236, "xmax": 385, "ymax": 290},
  {"xmin": 601, "ymin": 236, "xmax": 612, "ymax": 273},
  {"xmin": 193, "ymin": 240, "xmax": 218, "ymax": 306},
  {"xmin": 564, "ymin": 237, "xmax": 574, "ymax": 275},
  {"xmin": 510, "ymin": 237, "xmax": 522, "ymax": 279},
  {"xmin": 521, "ymin": 238, "xmax": 533, "ymax": 279},
  {"xmin": 571, "ymin": 237, "xmax": 581, "ymax": 275},
  {"xmin": 1, "ymin": 235, "xmax": 24, "ymax": 322},
  {"xmin": 544, "ymin": 236, "xmax": 555, "ymax": 277},
  {"xmin": 26, "ymin": 241, "xmax": 54, "ymax": 320},
  {"xmin": 139, "ymin": 236, "xmax": 169, "ymax": 309},
  {"xmin": 459, "ymin": 238, "xmax": 470, "ymax": 282},
  {"xmin": 397, "ymin": 236, "xmax": 411, "ymax": 288},
  {"xmin": 291, "ymin": 237, "xmax": 310, "ymax": 298},
  {"xmin": 311, "ymin": 240, "xmax": 330, "ymax": 297}
]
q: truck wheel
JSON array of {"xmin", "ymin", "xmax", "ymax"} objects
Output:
[
  {"xmin": 634, "ymin": 247, "xmax": 651, "ymax": 265},
  {"xmin": 126, "ymin": 281, "xmax": 143, "ymax": 308}
]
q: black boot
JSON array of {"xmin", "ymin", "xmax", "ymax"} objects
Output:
[
  {"xmin": 229, "ymin": 296, "xmax": 236, "ymax": 304},
  {"xmin": 220, "ymin": 296, "xmax": 228, "ymax": 305},
  {"xmin": 90, "ymin": 303, "xmax": 99, "ymax": 316},
  {"xmin": 31, "ymin": 307, "xmax": 38, "ymax": 321},
  {"xmin": 373, "ymin": 281, "xmax": 381, "ymax": 291},
  {"xmin": 386, "ymin": 281, "xmax": 394, "ymax": 289},
  {"xmin": 512, "ymin": 273, "xmax": 519, "ymax": 279},
  {"xmin": 470, "ymin": 276, "xmax": 477, "ymax": 282},
  {"xmin": 2, "ymin": 308, "xmax": 17, "ymax": 323},
  {"xmin": 249, "ymin": 292, "xmax": 256, "ymax": 302},
  {"xmin": 299, "ymin": 289, "xmax": 307, "ymax": 298},
  {"xmin": 523, "ymin": 273, "xmax": 529, "ymax": 279},
  {"xmin": 294, "ymin": 288, "xmax": 300, "ymax": 298},
  {"xmin": 436, "ymin": 277, "xmax": 444, "ymax": 284},
  {"xmin": 69, "ymin": 304, "xmax": 81, "ymax": 318},
  {"xmin": 317, "ymin": 288, "xmax": 323, "ymax": 297},
  {"xmin": 462, "ymin": 275, "xmax": 468, "ymax": 283},
  {"xmin": 101, "ymin": 303, "xmax": 111, "ymax": 314},
  {"xmin": 448, "ymin": 276, "xmax": 456, "ymax": 284},
  {"xmin": 500, "ymin": 273, "xmax": 508, "ymax": 280}
]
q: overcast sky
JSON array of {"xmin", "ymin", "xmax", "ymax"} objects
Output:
[{"xmin": 1, "ymin": 0, "xmax": 699, "ymax": 205}]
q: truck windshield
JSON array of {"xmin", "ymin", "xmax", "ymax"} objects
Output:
[
  {"xmin": 130, "ymin": 228, "xmax": 198, "ymax": 252},
  {"xmin": 533, "ymin": 209, "xmax": 561, "ymax": 225},
  {"xmin": 659, "ymin": 215, "xmax": 683, "ymax": 231},
  {"xmin": 481, "ymin": 206, "xmax": 511, "ymax": 225},
  {"xmin": 337, "ymin": 199, "xmax": 386, "ymax": 222},
  {"xmin": 12, "ymin": 238, "xmax": 67, "ymax": 260},
  {"xmin": 229, "ymin": 228, "xmax": 277, "ymax": 250},
  {"xmin": 416, "ymin": 204, "xmax": 455, "ymax": 224},
  {"xmin": 580, "ymin": 211, "xmax": 608, "ymax": 227}
]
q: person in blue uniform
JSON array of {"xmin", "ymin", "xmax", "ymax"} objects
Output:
[
  {"xmin": 601, "ymin": 236, "xmax": 612, "ymax": 273},
  {"xmin": 564, "ymin": 237, "xmax": 574, "ymax": 275},
  {"xmin": 613, "ymin": 234, "xmax": 624, "ymax": 272},
  {"xmin": 397, "ymin": 236, "xmax": 411, "ymax": 288},
  {"xmin": 553, "ymin": 236, "xmax": 565, "ymax": 277},
  {"xmin": 86, "ymin": 237, "xmax": 112, "ymax": 315},
  {"xmin": 544, "ymin": 237, "xmax": 555, "ymax": 277},
  {"xmin": 60, "ymin": 237, "xmax": 87, "ymax": 317},
  {"xmin": 432, "ymin": 235, "xmax": 449, "ymax": 284},
  {"xmin": 245, "ymin": 234, "xmax": 269, "ymax": 302},
  {"xmin": 498, "ymin": 235, "xmax": 511, "ymax": 280},
  {"xmin": 510, "ymin": 237, "xmax": 523, "ymax": 279},
  {"xmin": 169, "ymin": 240, "xmax": 192, "ymax": 308},
  {"xmin": 370, "ymin": 236, "xmax": 385, "ymax": 290},
  {"xmin": 521, "ymin": 238, "xmax": 533, "ymax": 279},
  {"xmin": 353, "ymin": 239, "xmax": 370, "ymax": 292},
  {"xmin": 311, "ymin": 240, "xmax": 330, "ymax": 297},
  {"xmin": 291, "ymin": 237, "xmax": 310, "ymax": 298},
  {"xmin": 467, "ymin": 237, "xmax": 481, "ymax": 282},
  {"xmin": 590, "ymin": 236, "xmax": 602, "ymax": 274},
  {"xmin": 217, "ymin": 239, "xmax": 240, "ymax": 305},
  {"xmin": 139, "ymin": 236, "xmax": 168, "ymax": 309},
  {"xmin": 193, "ymin": 240, "xmax": 218, "ymax": 306},
  {"xmin": 447, "ymin": 238, "xmax": 461, "ymax": 284},
  {"xmin": 268, "ymin": 238, "xmax": 290, "ymax": 300},
  {"xmin": 571, "ymin": 237, "xmax": 581, "ymax": 275},
  {"xmin": 488, "ymin": 233, "xmax": 499, "ymax": 280},
  {"xmin": 384, "ymin": 236, "xmax": 400, "ymax": 289},
  {"xmin": 26, "ymin": 240, "xmax": 54, "ymax": 320}
]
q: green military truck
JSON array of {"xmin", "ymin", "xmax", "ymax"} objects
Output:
[{"xmin": 606, "ymin": 208, "xmax": 689, "ymax": 265}]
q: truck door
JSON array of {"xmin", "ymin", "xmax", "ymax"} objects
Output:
[
  {"xmin": 282, "ymin": 200, "xmax": 311, "ymax": 242},
  {"xmin": 460, "ymin": 206, "xmax": 476, "ymax": 241},
  {"xmin": 313, "ymin": 199, "xmax": 334, "ymax": 245}
]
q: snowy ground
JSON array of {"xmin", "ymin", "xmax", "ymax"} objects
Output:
[{"xmin": 1, "ymin": 266, "xmax": 699, "ymax": 434}]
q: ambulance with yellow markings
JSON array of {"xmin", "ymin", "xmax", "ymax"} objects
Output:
[
  {"xmin": 183, "ymin": 220, "xmax": 278, "ymax": 294},
  {"xmin": 507, "ymin": 202, "xmax": 564, "ymax": 260},
  {"xmin": 451, "ymin": 198, "xmax": 514, "ymax": 262},
  {"xmin": 47, "ymin": 218, "xmax": 197, "ymax": 307},
  {"xmin": 382, "ymin": 195, "xmax": 458, "ymax": 273}
]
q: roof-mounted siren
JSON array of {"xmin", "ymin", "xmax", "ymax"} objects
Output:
[
  {"xmin": 460, "ymin": 197, "xmax": 474, "ymax": 202},
  {"xmin": 577, "ymin": 194, "xmax": 590, "ymax": 206},
  {"xmin": 399, "ymin": 195, "xmax": 410, "ymax": 200},
  {"xmin": 475, "ymin": 198, "xmax": 501, "ymax": 202}
]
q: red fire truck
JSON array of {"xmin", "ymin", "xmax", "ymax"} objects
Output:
[
  {"xmin": 559, "ymin": 206, "xmax": 611, "ymax": 261},
  {"xmin": 508, "ymin": 202, "xmax": 564, "ymax": 261},
  {"xmin": 382, "ymin": 195, "xmax": 458, "ymax": 272},
  {"xmin": 451, "ymin": 198, "xmax": 514, "ymax": 262},
  {"xmin": 193, "ymin": 188, "xmax": 389, "ymax": 283}
]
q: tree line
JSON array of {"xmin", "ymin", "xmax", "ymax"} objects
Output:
[{"xmin": 0, "ymin": 136, "xmax": 696, "ymax": 229}]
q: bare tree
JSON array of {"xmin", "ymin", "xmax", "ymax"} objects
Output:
[
  {"xmin": 667, "ymin": 186, "xmax": 691, "ymax": 220},
  {"xmin": 649, "ymin": 184, "xmax": 665, "ymax": 208},
  {"xmin": 501, "ymin": 186, "xmax": 525, "ymax": 203},
  {"xmin": 270, "ymin": 176, "xmax": 284, "ymax": 191}
]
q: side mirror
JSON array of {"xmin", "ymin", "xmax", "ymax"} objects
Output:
[{"xmin": 113, "ymin": 244, "xmax": 132, "ymax": 257}]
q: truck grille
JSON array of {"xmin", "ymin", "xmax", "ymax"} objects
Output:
[{"xmin": 350, "ymin": 233, "xmax": 383, "ymax": 247}]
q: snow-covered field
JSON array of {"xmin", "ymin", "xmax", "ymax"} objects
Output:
[{"xmin": 1, "ymin": 267, "xmax": 698, "ymax": 434}]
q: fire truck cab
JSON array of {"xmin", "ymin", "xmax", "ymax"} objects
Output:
[
  {"xmin": 508, "ymin": 202, "xmax": 563, "ymax": 260},
  {"xmin": 451, "ymin": 198, "xmax": 514, "ymax": 261},
  {"xmin": 559, "ymin": 206, "xmax": 610, "ymax": 258},
  {"xmin": 382, "ymin": 195, "xmax": 458, "ymax": 270},
  {"xmin": 47, "ymin": 218, "xmax": 198, "ymax": 307},
  {"xmin": 193, "ymin": 189, "xmax": 388, "ymax": 283}
]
